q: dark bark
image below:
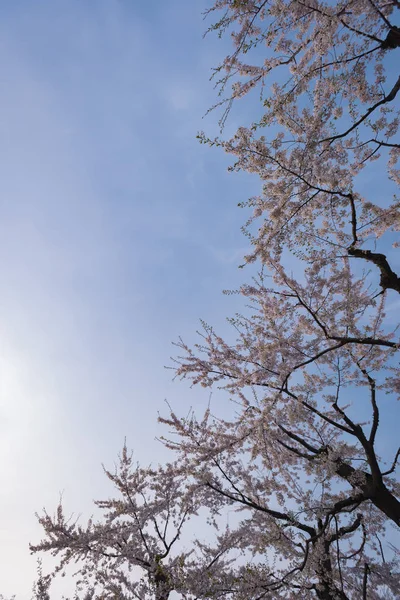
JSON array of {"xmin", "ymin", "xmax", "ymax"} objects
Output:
[
  {"xmin": 152, "ymin": 560, "xmax": 171, "ymax": 600},
  {"xmin": 335, "ymin": 460, "xmax": 400, "ymax": 526},
  {"xmin": 381, "ymin": 26, "xmax": 400, "ymax": 49},
  {"xmin": 371, "ymin": 482, "xmax": 400, "ymax": 526},
  {"xmin": 315, "ymin": 585, "xmax": 349, "ymax": 600},
  {"xmin": 348, "ymin": 247, "xmax": 400, "ymax": 293},
  {"xmin": 277, "ymin": 426, "xmax": 400, "ymax": 525},
  {"xmin": 314, "ymin": 540, "xmax": 349, "ymax": 600}
]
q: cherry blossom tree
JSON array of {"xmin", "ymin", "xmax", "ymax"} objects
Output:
[
  {"xmin": 27, "ymin": 2, "xmax": 400, "ymax": 598},
  {"xmin": 30, "ymin": 446, "xmax": 199, "ymax": 600},
  {"xmin": 30, "ymin": 445, "xmax": 242, "ymax": 600},
  {"xmin": 159, "ymin": 0, "xmax": 400, "ymax": 597}
]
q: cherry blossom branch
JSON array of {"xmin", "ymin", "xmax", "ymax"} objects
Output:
[
  {"xmin": 297, "ymin": 0, "xmax": 385, "ymax": 44},
  {"xmin": 341, "ymin": 522, "xmax": 367, "ymax": 561},
  {"xmin": 362, "ymin": 562, "xmax": 370, "ymax": 599},
  {"xmin": 348, "ymin": 246, "xmax": 400, "ymax": 293},
  {"xmin": 346, "ymin": 192, "xmax": 400, "ymax": 292},
  {"xmin": 346, "ymin": 137, "xmax": 400, "ymax": 150},
  {"xmin": 329, "ymin": 513, "xmax": 363, "ymax": 543},
  {"xmin": 382, "ymin": 447, "xmax": 400, "ymax": 475},
  {"xmin": 322, "ymin": 75, "xmax": 400, "ymax": 144},
  {"xmin": 290, "ymin": 286, "xmax": 397, "ymax": 348},
  {"xmin": 205, "ymin": 459, "xmax": 317, "ymax": 536},
  {"xmin": 367, "ymin": 0, "xmax": 393, "ymax": 29}
]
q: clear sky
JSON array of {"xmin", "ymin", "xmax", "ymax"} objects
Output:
[{"xmin": 0, "ymin": 1, "xmax": 259, "ymax": 596}]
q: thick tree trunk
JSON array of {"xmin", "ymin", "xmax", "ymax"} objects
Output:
[
  {"xmin": 154, "ymin": 563, "xmax": 171, "ymax": 600},
  {"xmin": 315, "ymin": 586, "xmax": 348, "ymax": 600},
  {"xmin": 336, "ymin": 461, "xmax": 400, "ymax": 526},
  {"xmin": 314, "ymin": 542, "xmax": 349, "ymax": 600},
  {"xmin": 371, "ymin": 483, "xmax": 400, "ymax": 527}
]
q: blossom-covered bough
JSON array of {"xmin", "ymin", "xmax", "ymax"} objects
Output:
[
  {"xmin": 26, "ymin": 1, "xmax": 400, "ymax": 599},
  {"xmin": 29, "ymin": 447, "xmax": 248, "ymax": 600},
  {"xmin": 30, "ymin": 448, "xmax": 199, "ymax": 600}
]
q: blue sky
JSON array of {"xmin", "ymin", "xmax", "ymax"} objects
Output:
[{"xmin": 0, "ymin": 1, "xmax": 260, "ymax": 596}]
